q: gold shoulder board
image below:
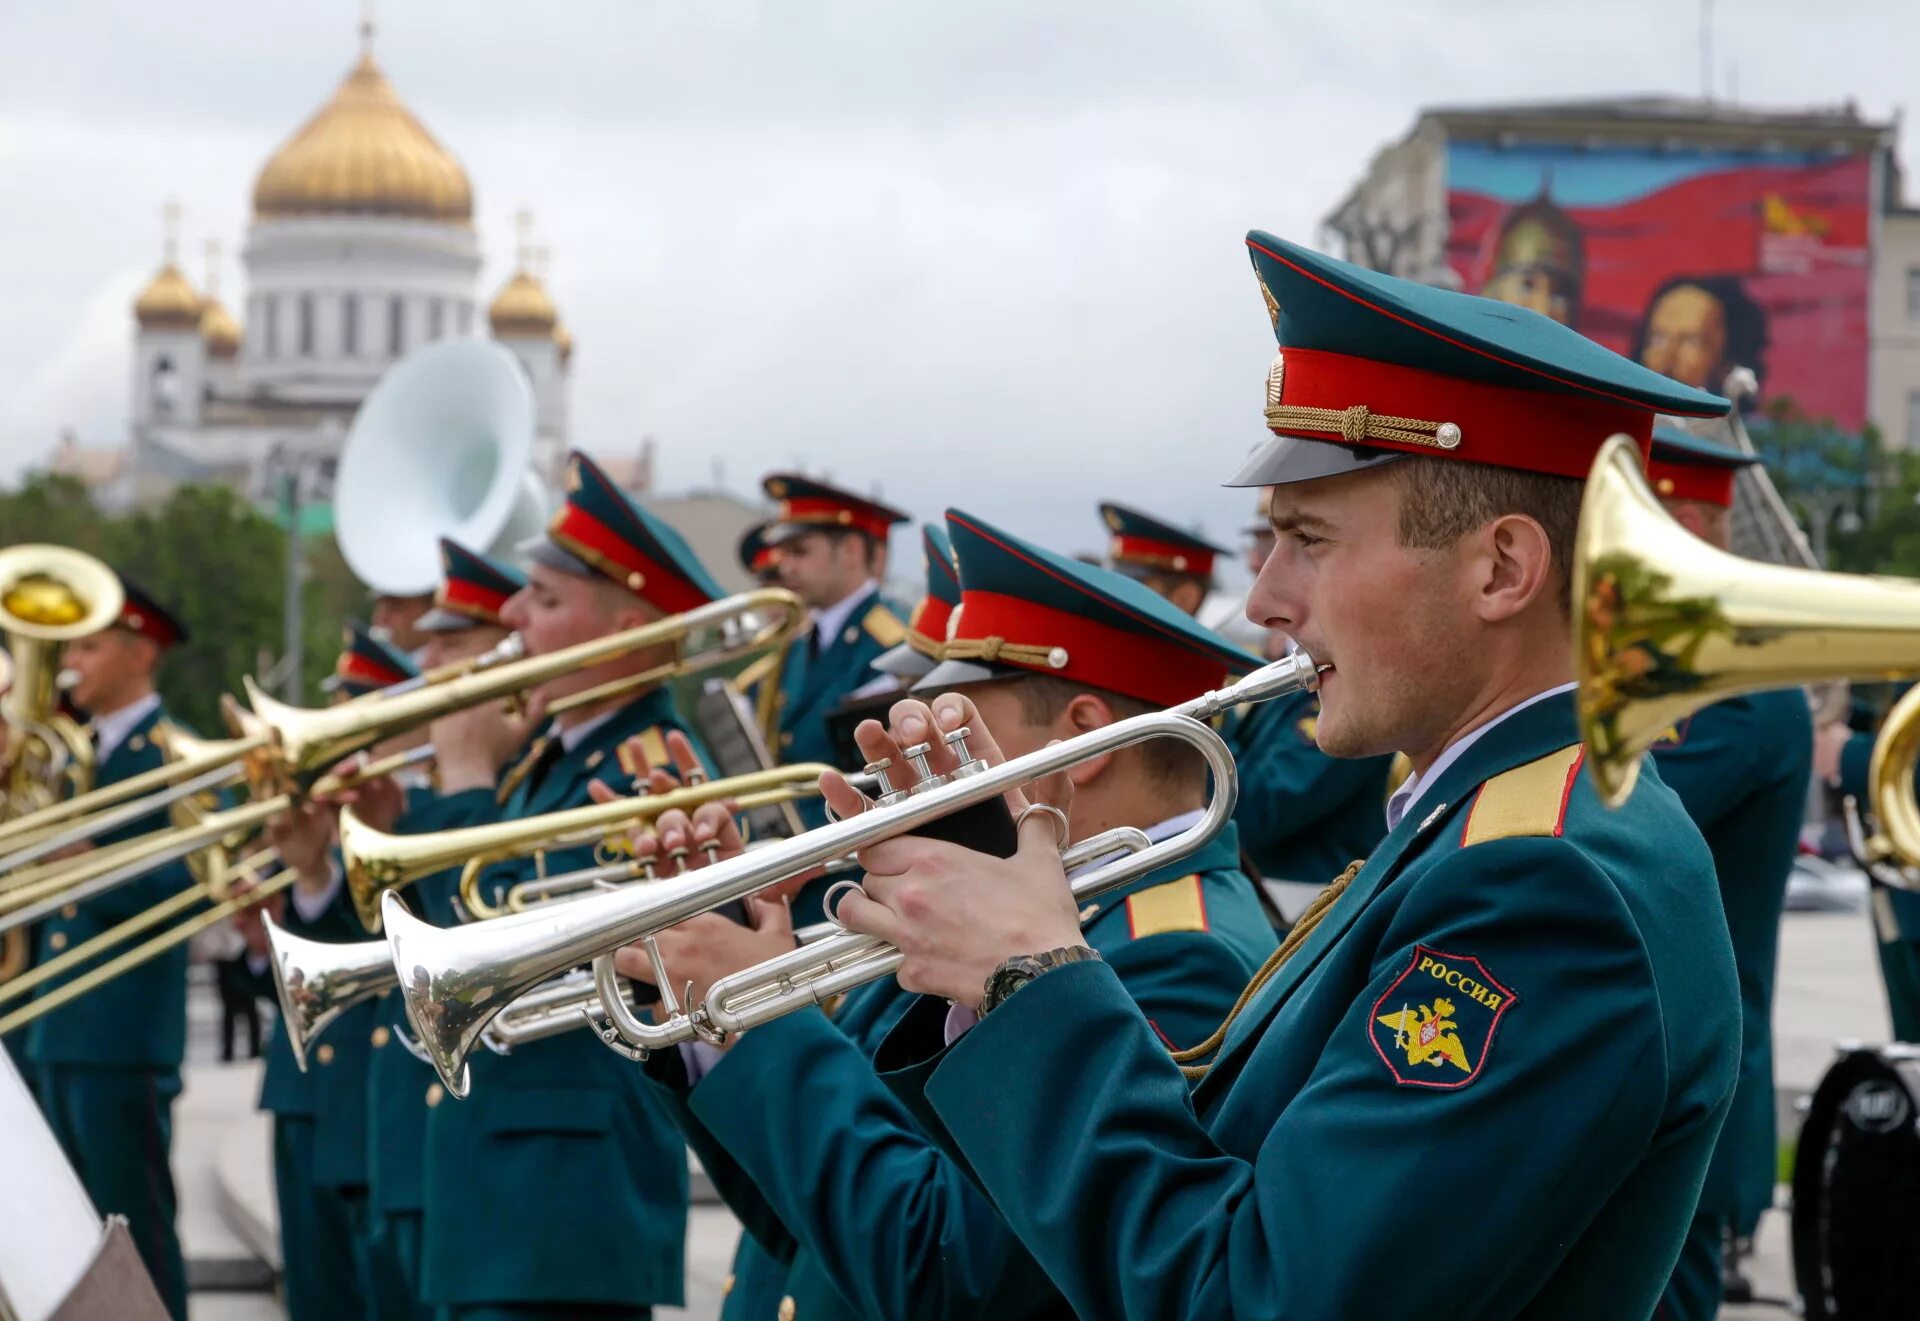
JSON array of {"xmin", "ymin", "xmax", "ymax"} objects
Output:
[
  {"xmin": 862, "ymin": 604, "xmax": 907, "ymax": 649},
  {"xmin": 1459, "ymin": 744, "xmax": 1584, "ymax": 847},
  {"xmin": 1126, "ymin": 874, "xmax": 1209, "ymax": 939}
]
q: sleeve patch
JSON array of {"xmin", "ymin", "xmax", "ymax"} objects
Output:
[
  {"xmin": 862, "ymin": 605, "xmax": 907, "ymax": 648},
  {"xmin": 1459, "ymin": 744, "xmax": 1583, "ymax": 847},
  {"xmin": 1126, "ymin": 875, "xmax": 1209, "ymax": 939},
  {"xmin": 1369, "ymin": 945, "xmax": 1517, "ymax": 1089}
]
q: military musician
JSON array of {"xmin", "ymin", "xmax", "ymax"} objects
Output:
[
  {"xmin": 618, "ymin": 509, "xmax": 1281, "ymax": 1319},
  {"xmin": 23, "ymin": 573, "xmax": 193, "ymax": 1320},
  {"xmin": 824, "ymin": 234, "xmax": 1744, "ymax": 1318}
]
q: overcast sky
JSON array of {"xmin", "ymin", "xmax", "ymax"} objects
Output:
[{"xmin": 3, "ymin": 0, "xmax": 1915, "ymax": 573}]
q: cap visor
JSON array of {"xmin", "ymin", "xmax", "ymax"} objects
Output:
[
  {"xmin": 911, "ymin": 657, "xmax": 1019, "ymax": 693},
  {"xmin": 871, "ymin": 644, "xmax": 939, "ymax": 680},
  {"xmin": 415, "ymin": 607, "xmax": 481, "ymax": 634},
  {"xmin": 517, "ymin": 535, "xmax": 595, "ymax": 578},
  {"xmin": 1223, "ymin": 434, "xmax": 1406, "ymax": 489}
]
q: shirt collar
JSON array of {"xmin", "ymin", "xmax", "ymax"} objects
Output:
[
  {"xmin": 812, "ymin": 580, "xmax": 879, "ymax": 650},
  {"xmin": 1385, "ymin": 682, "xmax": 1577, "ymax": 830},
  {"xmin": 1068, "ymin": 809, "xmax": 1207, "ymax": 878},
  {"xmin": 91, "ymin": 692, "xmax": 161, "ymax": 763},
  {"xmin": 555, "ymin": 708, "xmax": 619, "ymax": 754}
]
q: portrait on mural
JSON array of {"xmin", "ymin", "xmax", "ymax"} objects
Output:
[{"xmin": 1447, "ymin": 144, "xmax": 1870, "ymax": 425}]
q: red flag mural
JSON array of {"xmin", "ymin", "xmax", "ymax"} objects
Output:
[{"xmin": 1446, "ymin": 144, "xmax": 1872, "ymax": 428}]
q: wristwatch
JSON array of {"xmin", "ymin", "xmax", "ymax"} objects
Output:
[{"xmin": 979, "ymin": 945, "xmax": 1100, "ymax": 1016}]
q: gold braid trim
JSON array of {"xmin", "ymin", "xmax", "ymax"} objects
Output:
[
  {"xmin": 1170, "ymin": 858, "xmax": 1365, "ymax": 1080},
  {"xmin": 941, "ymin": 636, "xmax": 1068, "ymax": 670},
  {"xmin": 1263, "ymin": 404, "xmax": 1462, "ymax": 452},
  {"xmin": 904, "ymin": 625, "xmax": 946, "ymax": 661}
]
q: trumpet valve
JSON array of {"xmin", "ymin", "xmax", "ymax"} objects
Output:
[
  {"xmin": 903, "ymin": 743, "xmax": 946, "ymax": 795},
  {"xmin": 699, "ymin": 838, "xmax": 722, "ymax": 866},
  {"xmin": 943, "ymin": 725, "xmax": 987, "ymax": 779},
  {"xmin": 666, "ymin": 845, "xmax": 690, "ymax": 874},
  {"xmin": 865, "ymin": 757, "xmax": 909, "ymax": 809}
]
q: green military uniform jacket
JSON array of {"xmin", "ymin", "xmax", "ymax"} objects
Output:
[
  {"xmin": 1650, "ymin": 690, "xmax": 1811, "ymax": 1229},
  {"xmin": 775, "ymin": 586, "xmax": 905, "ymax": 772},
  {"xmin": 1838, "ymin": 728, "xmax": 1920, "ymax": 1040},
  {"xmin": 654, "ymin": 823, "xmax": 1275, "ymax": 1321},
  {"xmin": 419, "ymin": 687, "xmax": 708, "ymax": 1311},
  {"xmin": 1224, "ymin": 688, "xmax": 1393, "ymax": 886},
  {"xmin": 876, "ymin": 691, "xmax": 1740, "ymax": 1319},
  {"xmin": 366, "ymin": 785, "xmax": 493, "ymax": 1218},
  {"xmin": 26, "ymin": 702, "xmax": 196, "ymax": 1070}
]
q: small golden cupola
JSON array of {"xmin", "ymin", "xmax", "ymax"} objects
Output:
[
  {"xmin": 251, "ymin": 20, "xmax": 473, "ymax": 225},
  {"xmin": 489, "ymin": 218, "xmax": 560, "ymax": 338},
  {"xmin": 197, "ymin": 239, "xmax": 242, "ymax": 359},
  {"xmin": 134, "ymin": 202, "xmax": 202, "ymax": 332}
]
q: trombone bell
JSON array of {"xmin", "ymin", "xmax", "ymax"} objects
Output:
[{"xmin": 1576, "ymin": 436, "xmax": 1920, "ymax": 807}]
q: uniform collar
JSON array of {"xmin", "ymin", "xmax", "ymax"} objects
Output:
[
  {"xmin": 1386, "ymin": 682, "xmax": 1577, "ymax": 829},
  {"xmin": 812, "ymin": 580, "xmax": 880, "ymax": 649},
  {"xmin": 555, "ymin": 708, "xmax": 619, "ymax": 754},
  {"xmin": 91, "ymin": 692, "xmax": 161, "ymax": 762},
  {"xmin": 1073, "ymin": 815, "xmax": 1240, "ymax": 915}
]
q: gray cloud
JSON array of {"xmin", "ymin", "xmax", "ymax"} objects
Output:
[{"xmin": 3, "ymin": 0, "xmax": 1914, "ymax": 569}]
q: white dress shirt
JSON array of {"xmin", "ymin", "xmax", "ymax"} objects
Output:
[
  {"xmin": 90, "ymin": 692, "xmax": 160, "ymax": 763},
  {"xmin": 810, "ymin": 579, "xmax": 881, "ymax": 654},
  {"xmin": 1384, "ymin": 682, "xmax": 1578, "ymax": 831}
]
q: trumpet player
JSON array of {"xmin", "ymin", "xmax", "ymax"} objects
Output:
[
  {"xmin": 240, "ymin": 623, "xmax": 426, "ymax": 1321},
  {"xmin": 1101, "ymin": 499, "xmax": 1396, "ymax": 917},
  {"xmin": 615, "ymin": 509, "xmax": 1283, "ymax": 1321},
  {"xmin": 24, "ymin": 573, "xmax": 192, "ymax": 1321},
  {"xmin": 415, "ymin": 451, "xmax": 722, "ymax": 1321},
  {"xmin": 365, "ymin": 540, "xmax": 529, "ymax": 1320},
  {"xmin": 827, "ymin": 235, "xmax": 1743, "ymax": 1319},
  {"xmin": 1640, "ymin": 428, "xmax": 1814, "ymax": 1319}
]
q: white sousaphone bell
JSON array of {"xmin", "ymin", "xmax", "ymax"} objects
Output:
[{"xmin": 335, "ymin": 339, "xmax": 552, "ymax": 597}]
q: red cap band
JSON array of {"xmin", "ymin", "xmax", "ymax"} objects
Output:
[
  {"xmin": 1108, "ymin": 534, "xmax": 1216, "ymax": 577},
  {"xmin": 1646, "ymin": 457, "xmax": 1737, "ymax": 509},
  {"xmin": 550, "ymin": 505, "xmax": 712, "ymax": 616},
  {"xmin": 437, "ymin": 577, "xmax": 512, "ymax": 626},
  {"xmin": 118, "ymin": 606, "xmax": 180, "ymax": 649},
  {"xmin": 778, "ymin": 497, "xmax": 895, "ymax": 542},
  {"xmin": 1270, "ymin": 347, "xmax": 1655, "ymax": 477},
  {"xmin": 952, "ymin": 590, "xmax": 1233, "ymax": 708}
]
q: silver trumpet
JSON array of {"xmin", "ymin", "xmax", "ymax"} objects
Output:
[{"xmin": 382, "ymin": 652, "xmax": 1321, "ymax": 1097}]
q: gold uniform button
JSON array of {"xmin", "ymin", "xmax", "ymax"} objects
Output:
[
  {"xmin": 61, "ymin": 904, "xmax": 77, "ymax": 920},
  {"xmin": 128, "ymin": 734, "xmax": 146, "ymax": 752},
  {"xmin": 316, "ymin": 1044, "xmax": 335, "ymax": 1066},
  {"xmin": 48, "ymin": 932, "xmax": 68, "ymax": 951},
  {"xmin": 778, "ymin": 1297, "xmax": 797, "ymax": 1321},
  {"xmin": 371, "ymin": 1026, "xmax": 391, "ymax": 1048},
  {"xmin": 425, "ymin": 1083, "xmax": 444, "ymax": 1108},
  {"xmin": 779, "ymin": 731, "xmax": 794, "ymax": 748}
]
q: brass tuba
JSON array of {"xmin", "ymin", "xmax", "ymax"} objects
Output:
[{"xmin": 0, "ymin": 545, "xmax": 123, "ymax": 816}]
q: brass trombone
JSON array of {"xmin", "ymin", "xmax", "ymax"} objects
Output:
[
  {"xmin": 340, "ymin": 761, "xmax": 845, "ymax": 930},
  {"xmin": 1575, "ymin": 435, "xmax": 1920, "ymax": 810},
  {"xmin": 379, "ymin": 652, "xmax": 1322, "ymax": 1097}
]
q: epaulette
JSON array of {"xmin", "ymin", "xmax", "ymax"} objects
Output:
[
  {"xmin": 862, "ymin": 604, "xmax": 906, "ymax": 649},
  {"xmin": 615, "ymin": 726, "xmax": 671, "ymax": 779},
  {"xmin": 1125, "ymin": 874, "xmax": 1210, "ymax": 939},
  {"xmin": 1459, "ymin": 744, "xmax": 1584, "ymax": 847}
]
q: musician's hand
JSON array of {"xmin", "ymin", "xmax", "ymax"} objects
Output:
[
  {"xmin": 1815, "ymin": 720, "xmax": 1854, "ymax": 788},
  {"xmin": 46, "ymin": 840, "xmax": 94, "ymax": 864},
  {"xmin": 267, "ymin": 799, "xmax": 337, "ymax": 891},
  {"xmin": 228, "ymin": 877, "xmax": 286, "ymax": 959},
  {"xmin": 613, "ymin": 891, "xmax": 795, "ymax": 1046},
  {"xmin": 435, "ymin": 693, "xmax": 546, "ymax": 792},
  {"xmin": 318, "ymin": 760, "xmax": 406, "ymax": 833},
  {"xmin": 827, "ymin": 693, "xmax": 1083, "ymax": 1007},
  {"xmin": 620, "ymin": 802, "xmax": 746, "ymax": 873},
  {"xmin": 591, "ymin": 728, "xmax": 708, "ymax": 799}
]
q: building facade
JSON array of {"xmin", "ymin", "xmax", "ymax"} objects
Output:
[
  {"xmin": 1324, "ymin": 97, "xmax": 1917, "ymax": 448},
  {"xmin": 116, "ymin": 24, "xmax": 573, "ymax": 510}
]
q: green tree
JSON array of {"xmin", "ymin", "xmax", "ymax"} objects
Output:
[{"xmin": 1, "ymin": 475, "xmax": 371, "ymax": 734}]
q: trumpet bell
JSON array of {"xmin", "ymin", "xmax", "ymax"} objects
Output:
[
  {"xmin": 1576, "ymin": 436, "xmax": 1920, "ymax": 807},
  {"xmin": 264, "ymin": 914, "xmax": 398, "ymax": 1072}
]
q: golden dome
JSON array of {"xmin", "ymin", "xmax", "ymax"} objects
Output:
[
  {"xmin": 134, "ymin": 264, "xmax": 201, "ymax": 331},
  {"xmin": 200, "ymin": 298, "xmax": 241, "ymax": 358},
  {"xmin": 252, "ymin": 45, "xmax": 472, "ymax": 224},
  {"xmin": 553, "ymin": 321, "xmax": 574, "ymax": 366},
  {"xmin": 489, "ymin": 270, "xmax": 557, "ymax": 338}
]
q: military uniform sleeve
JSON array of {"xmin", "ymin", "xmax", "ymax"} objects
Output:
[
  {"xmin": 918, "ymin": 838, "xmax": 1681, "ymax": 1319},
  {"xmin": 687, "ymin": 920, "xmax": 1268, "ymax": 1319},
  {"xmin": 1650, "ymin": 705, "xmax": 1765, "ymax": 830},
  {"xmin": 1839, "ymin": 729, "xmax": 1875, "ymax": 802}
]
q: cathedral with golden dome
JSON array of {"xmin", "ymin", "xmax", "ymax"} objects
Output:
[{"xmin": 121, "ymin": 21, "xmax": 571, "ymax": 504}]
